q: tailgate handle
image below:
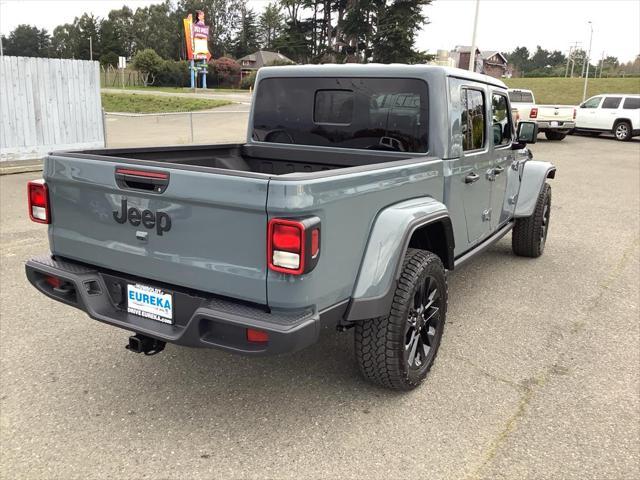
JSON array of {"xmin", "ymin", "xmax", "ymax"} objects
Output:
[{"xmin": 115, "ymin": 167, "xmax": 169, "ymax": 194}]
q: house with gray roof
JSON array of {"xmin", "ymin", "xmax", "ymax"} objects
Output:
[{"xmin": 237, "ymin": 50, "xmax": 295, "ymax": 74}]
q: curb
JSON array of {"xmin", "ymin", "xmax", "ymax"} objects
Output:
[{"xmin": 0, "ymin": 161, "xmax": 43, "ymax": 175}]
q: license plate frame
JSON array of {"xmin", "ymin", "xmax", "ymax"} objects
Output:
[
  {"xmin": 127, "ymin": 283, "xmax": 173, "ymax": 324},
  {"xmin": 550, "ymin": 121, "xmax": 559, "ymax": 127}
]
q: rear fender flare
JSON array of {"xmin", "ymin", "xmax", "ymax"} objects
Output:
[
  {"xmin": 346, "ymin": 197, "xmax": 453, "ymax": 322},
  {"xmin": 514, "ymin": 160, "xmax": 556, "ymax": 218}
]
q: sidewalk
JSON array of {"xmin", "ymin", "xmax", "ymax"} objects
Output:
[{"xmin": 0, "ymin": 159, "xmax": 43, "ymax": 175}]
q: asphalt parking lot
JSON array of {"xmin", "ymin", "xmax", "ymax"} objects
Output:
[{"xmin": 1, "ymin": 134, "xmax": 638, "ymax": 479}]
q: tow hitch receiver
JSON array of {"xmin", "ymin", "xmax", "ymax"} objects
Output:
[{"xmin": 126, "ymin": 334, "xmax": 166, "ymax": 355}]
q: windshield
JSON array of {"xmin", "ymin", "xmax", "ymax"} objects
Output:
[{"xmin": 252, "ymin": 77, "xmax": 429, "ymax": 153}]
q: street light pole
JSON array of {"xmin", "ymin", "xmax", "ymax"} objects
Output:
[
  {"xmin": 582, "ymin": 21, "xmax": 593, "ymax": 102},
  {"xmin": 468, "ymin": 0, "xmax": 480, "ymax": 72}
]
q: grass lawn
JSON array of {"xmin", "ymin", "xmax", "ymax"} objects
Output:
[
  {"xmin": 105, "ymin": 86, "xmax": 248, "ymax": 94},
  {"xmin": 101, "ymin": 93, "xmax": 233, "ymax": 113},
  {"xmin": 504, "ymin": 77, "xmax": 640, "ymax": 105}
]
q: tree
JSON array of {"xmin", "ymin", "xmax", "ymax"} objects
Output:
[
  {"xmin": 547, "ymin": 50, "xmax": 566, "ymax": 67},
  {"xmin": 3, "ymin": 24, "xmax": 50, "ymax": 57},
  {"xmin": 100, "ymin": 51, "xmax": 119, "ymax": 67},
  {"xmin": 259, "ymin": 3, "xmax": 284, "ymax": 50},
  {"xmin": 132, "ymin": 1, "xmax": 181, "ymax": 60},
  {"xmin": 233, "ymin": 4, "xmax": 260, "ymax": 58},
  {"xmin": 132, "ymin": 48, "xmax": 164, "ymax": 85},
  {"xmin": 505, "ymin": 46, "xmax": 530, "ymax": 73},
  {"xmin": 75, "ymin": 13, "xmax": 102, "ymax": 60},
  {"xmin": 372, "ymin": 0, "xmax": 432, "ymax": 64},
  {"xmin": 51, "ymin": 23, "xmax": 79, "ymax": 58},
  {"xmin": 100, "ymin": 6, "xmax": 135, "ymax": 58}
]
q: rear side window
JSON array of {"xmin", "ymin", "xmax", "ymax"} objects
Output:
[
  {"xmin": 508, "ymin": 91, "xmax": 533, "ymax": 103},
  {"xmin": 623, "ymin": 97, "xmax": 640, "ymax": 109},
  {"xmin": 602, "ymin": 97, "xmax": 622, "ymax": 109},
  {"xmin": 461, "ymin": 88, "xmax": 486, "ymax": 151},
  {"xmin": 491, "ymin": 93, "xmax": 512, "ymax": 146},
  {"xmin": 253, "ymin": 77, "xmax": 429, "ymax": 153}
]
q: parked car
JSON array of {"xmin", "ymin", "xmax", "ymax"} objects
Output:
[
  {"xmin": 508, "ymin": 88, "xmax": 576, "ymax": 141},
  {"xmin": 25, "ymin": 65, "xmax": 555, "ymax": 391},
  {"xmin": 574, "ymin": 94, "xmax": 640, "ymax": 141}
]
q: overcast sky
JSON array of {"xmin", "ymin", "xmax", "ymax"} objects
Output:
[{"xmin": 1, "ymin": 0, "xmax": 639, "ymax": 62}]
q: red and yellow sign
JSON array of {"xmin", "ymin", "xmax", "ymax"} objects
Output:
[{"xmin": 183, "ymin": 11, "xmax": 210, "ymax": 61}]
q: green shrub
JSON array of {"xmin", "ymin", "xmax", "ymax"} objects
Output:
[
  {"xmin": 100, "ymin": 51, "xmax": 119, "ymax": 68},
  {"xmin": 155, "ymin": 60, "xmax": 189, "ymax": 87},
  {"xmin": 132, "ymin": 48, "xmax": 163, "ymax": 85},
  {"xmin": 240, "ymin": 70, "xmax": 256, "ymax": 89}
]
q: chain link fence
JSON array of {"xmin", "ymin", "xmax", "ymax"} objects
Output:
[
  {"xmin": 100, "ymin": 65, "xmax": 146, "ymax": 88},
  {"xmin": 103, "ymin": 110, "xmax": 250, "ymax": 148}
]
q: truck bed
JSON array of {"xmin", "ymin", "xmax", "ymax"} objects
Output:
[
  {"xmin": 44, "ymin": 141, "xmax": 436, "ymax": 307},
  {"xmin": 65, "ymin": 142, "xmax": 417, "ymax": 177}
]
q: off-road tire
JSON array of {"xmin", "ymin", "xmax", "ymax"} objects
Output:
[
  {"xmin": 545, "ymin": 131, "xmax": 567, "ymax": 141},
  {"xmin": 613, "ymin": 120, "xmax": 632, "ymax": 141},
  {"xmin": 354, "ymin": 249, "xmax": 447, "ymax": 391},
  {"xmin": 512, "ymin": 183, "xmax": 552, "ymax": 258}
]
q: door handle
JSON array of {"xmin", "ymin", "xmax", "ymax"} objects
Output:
[
  {"xmin": 493, "ymin": 166, "xmax": 505, "ymax": 175},
  {"xmin": 465, "ymin": 172, "xmax": 480, "ymax": 184}
]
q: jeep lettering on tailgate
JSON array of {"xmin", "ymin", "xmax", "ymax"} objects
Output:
[{"xmin": 112, "ymin": 198, "xmax": 172, "ymax": 236}]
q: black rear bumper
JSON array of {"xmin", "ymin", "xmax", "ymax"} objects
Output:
[{"xmin": 25, "ymin": 255, "xmax": 323, "ymax": 356}]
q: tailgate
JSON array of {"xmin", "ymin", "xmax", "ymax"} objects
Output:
[
  {"xmin": 44, "ymin": 155, "xmax": 269, "ymax": 305},
  {"xmin": 537, "ymin": 106, "xmax": 574, "ymax": 121}
]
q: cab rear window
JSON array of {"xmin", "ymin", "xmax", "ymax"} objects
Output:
[
  {"xmin": 253, "ymin": 77, "xmax": 429, "ymax": 153},
  {"xmin": 508, "ymin": 91, "xmax": 534, "ymax": 103}
]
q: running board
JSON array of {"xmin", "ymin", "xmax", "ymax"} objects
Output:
[{"xmin": 454, "ymin": 222, "xmax": 514, "ymax": 269}]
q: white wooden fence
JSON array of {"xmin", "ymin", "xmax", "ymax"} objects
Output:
[{"xmin": 0, "ymin": 56, "xmax": 104, "ymax": 162}]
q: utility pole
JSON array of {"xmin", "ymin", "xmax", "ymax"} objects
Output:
[
  {"xmin": 567, "ymin": 41, "xmax": 580, "ymax": 77},
  {"xmin": 89, "ymin": 36, "xmax": 93, "ymax": 61},
  {"xmin": 468, "ymin": 0, "xmax": 480, "ymax": 72},
  {"xmin": 565, "ymin": 46, "xmax": 572, "ymax": 77},
  {"xmin": 582, "ymin": 21, "xmax": 594, "ymax": 102}
]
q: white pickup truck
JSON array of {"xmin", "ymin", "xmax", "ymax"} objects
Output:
[{"xmin": 508, "ymin": 88, "xmax": 576, "ymax": 141}]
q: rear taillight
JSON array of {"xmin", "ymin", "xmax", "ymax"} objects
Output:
[
  {"xmin": 28, "ymin": 180, "xmax": 50, "ymax": 224},
  {"xmin": 530, "ymin": 107, "xmax": 538, "ymax": 119},
  {"xmin": 268, "ymin": 217, "xmax": 321, "ymax": 275}
]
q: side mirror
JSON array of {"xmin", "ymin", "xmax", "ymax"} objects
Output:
[
  {"xmin": 579, "ymin": 103, "xmax": 586, "ymax": 108},
  {"xmin": 516, "ymin": 121, "xmax": 538, "ymax": 144}
]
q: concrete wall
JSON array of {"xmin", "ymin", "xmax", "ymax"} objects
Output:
[{"xmin": 0, "ymin": 56, "xmax": 104, "ymax": 162}]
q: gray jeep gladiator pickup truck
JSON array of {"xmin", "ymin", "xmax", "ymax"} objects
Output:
[{"xmin": 26, "ymin": 65, "xmax": 555, "ymax": 390}]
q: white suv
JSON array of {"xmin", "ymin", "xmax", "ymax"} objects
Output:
[{"xmin": 575, "ymin": 94, "xmax": 640, "ymax": 141}]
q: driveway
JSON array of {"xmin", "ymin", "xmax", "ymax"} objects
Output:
[{"xmin": 1, "ymin": 135, "xmax": 638, "ymax": 479}]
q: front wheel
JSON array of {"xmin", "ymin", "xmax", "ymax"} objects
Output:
[
  {"xmin": 614, "ymin": 121, "xmax": 632, "ymax": 141},
  {"xmin": 354, "ymin": 249, "xmax": 447, "ymax": 390},
  {"xmin": 512, "ymin": 183, "xmax": 551, "ymax": 258},
  {"xmin": 545, "ymin": 131, "xmax": 567, "ymax": 141}
]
